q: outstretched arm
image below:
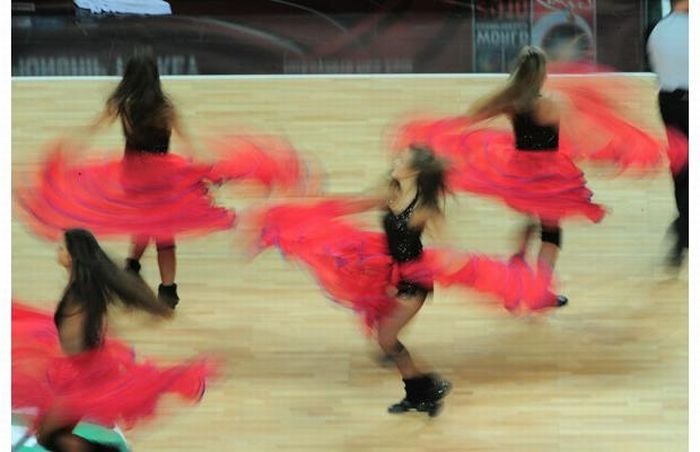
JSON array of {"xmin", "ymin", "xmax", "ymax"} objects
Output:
[
  {"xmin": 86, "ymin": 107, "xmax": 117, "ymax": 135},
  {"xmin": 62, "ymin": 106, "xmax": 117, "ymax": 149}
]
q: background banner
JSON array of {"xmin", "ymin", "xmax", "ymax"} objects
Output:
[
  {"xmin": 473, "ymin": 0, "xmax": 531, "ymax": 73},
  {"xmin": 531, "ymin": 0, "xmax": 597, "ymax": 63},
  {"xmin": 12, "ymin": 0, "xmax": 650, "ymax": 76}
]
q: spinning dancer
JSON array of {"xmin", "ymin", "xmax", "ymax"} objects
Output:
[
  {"xmin": 398, "ymin": 47, "xmax": 615, "ymax": 304},
  {"xmin": 252, "ymin": 145, "xmax": 566, "ymax": 416},
  {"xmin": 462, "ymin": 46, "xmax": 603, "ymax": 296},
  {"xmin": 397, "ymin": 47, "xmax": 676, "ymax": 293},
  {"xmin": 12, "ymin": 229, "xmax": 215, "ymax": 451},
  {"xmin": 16, "ymin": 49, "xmax": 304, "ymax": 308}
]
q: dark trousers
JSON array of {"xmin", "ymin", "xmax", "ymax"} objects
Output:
[{"xmin": 658, "ymin": 89, "xmax": 689, "ymax": 251}]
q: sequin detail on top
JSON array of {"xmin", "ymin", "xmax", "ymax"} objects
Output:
[
  {"xmin": 383, "ymin": 191, "xmax": 423, "ymax": 263},
  {"xmin": 512, "ymin": 111, "xmax": 558, "ymax": 151}
]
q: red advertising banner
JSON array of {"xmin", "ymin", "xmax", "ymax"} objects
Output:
[{"xmin": 530, "ymin": 0, "xmax": 596, "ymax": 62}]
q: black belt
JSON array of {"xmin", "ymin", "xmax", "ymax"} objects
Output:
[{"xmin": 660, "ymin": 89, "xmax": 688, "ymax": 101}]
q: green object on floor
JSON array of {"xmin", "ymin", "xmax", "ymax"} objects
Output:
[{"xmin": 12, "ymin": 414, "xmax": 130, "ymax": 451}]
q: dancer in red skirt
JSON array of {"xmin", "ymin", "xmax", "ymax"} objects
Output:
[
  {"xmin": 366, "ymin": 146, "xmax": 452, "ymax": 416},
  {"xmin": 252, "ymin": 145, "xmax": 565, "ymax": 416},
  {"xmin": 396, "ymin": 49, "xmax": 680, "ymax": 292},
  {"xmin": 12, "ymin": 229, "xmax": 215, "ymax": 451},
  {"xmin": 397, "ymin": 47, "xmax": 619, "ymax": 304},
  {"xmin": 465, "ymin": 47, "xmax": 604, "ymax": 291},
  {"xmin": 16, "ymin": 49, "xmax": 304, "ymax": 308},
  {"xmin": 89, "ymin": 49, "xmax": 199, "ymax": 306}
]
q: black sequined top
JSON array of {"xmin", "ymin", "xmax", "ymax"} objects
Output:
[
  {"xmin": 122, "ymin": 117, "xmax": 171, "ymax": 154},
  {"xmin": 383, "ymin": 191, "xmax": 423, "ymax": 263},
  {"xmin": 511, "ymin": 110, "xmax": 559, "ymax": 151}
]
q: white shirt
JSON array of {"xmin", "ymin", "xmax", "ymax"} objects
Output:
[{"xmin": 647, "ymin": 12, "xmax": 689, "ymax": 91}]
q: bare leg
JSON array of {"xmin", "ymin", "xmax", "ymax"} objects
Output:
[
  {"xmin": 155, "ymin": 239, "xmax": 176, "ymax": 286},
  {"xmin": 537, "ymin": 221, "xmax": 561, "ymax": 270},
  {"xmin": 515, "ymin": 218, "xmax": 538, "ymax": 257},
  {"xmin": 536, "ymin": 221, "xmax": 567, "ymax": 308},
  {"xmin": 538, "ymin": 243, "xmax": 559, "ymax": 269},
  {"xmin": 376, "ymin": 292, "xmax": 426, "ymax": 379},
  {"xmin": 128, "ymin": 236, "xmax": 149, "ymax": 261},
  {"xmin": 155, "ymin": 238, "xmax": 179, "ymax": 308},
  {"xmin": 379, "ymin": 291, "xmax": 452, "ymax": 415}
]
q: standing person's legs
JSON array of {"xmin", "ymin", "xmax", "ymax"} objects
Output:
[
  {"xmin": 674, "ymin": 165, "xmax": 689, "ymax": 252},
  {"xmin": 659, "ymin": 91, "xmax": 689, "ymax": 265}
]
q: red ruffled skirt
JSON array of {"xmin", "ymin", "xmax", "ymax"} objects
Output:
[
  {"xmin": 393, "ymin": 65, "xmax": 673, "ymax": 222},
  {"xmin": 396, "ymin": 119, "xmax": 605, "ymax": 223},
  {"xmin": 542, "ymin": 61, "xmax": 668, "ymax": 172},
  {"xmin": 15, "ymin": 138, "xmax": 306, "ymax": 242},
  {"xmin": 452, "ymin": 137, "xmax": 605, "ymax": 223},
  {"xmin": 253, "ymin": 199, "xmax": 560, "ymax": 331},
  {"xmin": 12, "ymin": 302, "xmax": 215, "ymax": 431}
]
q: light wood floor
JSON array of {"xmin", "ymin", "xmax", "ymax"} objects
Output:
[{"xmin": 11, "ymin": 75, "xmax": 687, "ymax": 451}]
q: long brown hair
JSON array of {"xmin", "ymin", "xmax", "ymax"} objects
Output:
[
  {"xmin": 391, "ymin": 145, "xmax": 447, "ymax": 214},
  {"xmin": 61, "ymin": 228, "xmax": 170, "ymax": 349},
  {"xmin": 106, "ymin": 48, "xmax": 173, "ymax": 131},
  {"xmin": 470, "ymin": 46, "xmax": 548, "ymax": 118}
]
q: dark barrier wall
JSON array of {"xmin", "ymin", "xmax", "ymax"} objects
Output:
[
  {"xmin": 12, "ymin": 0, "xmax": 655, "ymax": 76},
  {"xmin": 597, "ymin": 0, "xmax": 648, "ymax": 72}
]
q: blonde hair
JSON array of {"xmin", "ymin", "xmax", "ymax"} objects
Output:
[{"xmin": 470, "ymin": 46, "xmax": 548, "ymax": 118}]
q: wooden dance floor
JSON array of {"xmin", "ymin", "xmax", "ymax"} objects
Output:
[{"xmin": 11, "ymin": 75, "xmax": 687, "ymax": 451}]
